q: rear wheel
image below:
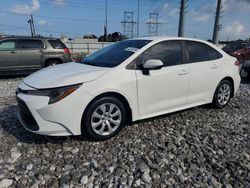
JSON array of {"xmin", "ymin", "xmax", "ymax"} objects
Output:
[
  {"xmin": 46, "ymin": 60, "xmax": 60, "ymax": 67},
  {"xmin": 82, "ymin": 97, "xmax": 126, "ymax": 140},
  {"xmin": 212, "ymin": 80, "xmax": 232, "ymax": 108}
]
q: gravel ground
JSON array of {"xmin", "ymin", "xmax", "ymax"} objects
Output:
[{"xmin": 0, "ymin": 78, "xmax": 250, "ymax": 188}]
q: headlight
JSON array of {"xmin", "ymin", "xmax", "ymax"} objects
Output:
[{"xmin": 25, "ymin": 84, "xmax": 82, "ymax": 104}]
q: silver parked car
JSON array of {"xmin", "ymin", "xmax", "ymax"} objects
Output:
[{"xmin": 0, "ymin": 35, "xmax": 72, "ymax": 75}]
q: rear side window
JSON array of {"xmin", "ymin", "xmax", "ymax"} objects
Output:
[
  {"xmin": 206, "ymin": 45, "xmax": 222, "ymax": 60},
  {"xmin": 0, "ymin": 40, "xmax": 16, "ymax": 50},
  {"xmin": 48, "ymin": 40, "xmax": 67, "ymax": 49},
  {"xmin": 21, "ymin": 39, "xmax": 44, "ymax": 49},
  {"xmin": 143, "ymin": 41, "xmax": 183, "ymax": 67},
  {"xmin": 186, "ymin": 41, "xmax": 209, "ymax": 63}
]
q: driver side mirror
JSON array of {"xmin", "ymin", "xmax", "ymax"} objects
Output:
[{"xmin": 142, "ymin": 59, "xmax": 163, "ymax": 75}]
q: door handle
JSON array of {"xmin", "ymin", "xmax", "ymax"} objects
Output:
[
  {"xmin": 211, "ymin": 64, "xmax": 218, "ymax": 69},
  {"xmin": 178, "ymin": 70, "xmax": 189, "ymax": 75},
  {"xmin": 10, "ymin": 50, "xmax": 17, "ymax": 54}
]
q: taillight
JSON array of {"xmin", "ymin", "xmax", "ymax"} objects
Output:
[
  {"xmin": 235, "ymin": 60, "xmax": 240, "ymax": 66},
  {"xmin": 64, "ymin": 48, "xmax": 70, "ymax": 54}
]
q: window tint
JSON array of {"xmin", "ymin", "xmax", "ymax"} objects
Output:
[
  {"xmin": 143, "ymin": 41, "xmax": 183, "ymax": 67},
  {"xmin": 21, "ymin": 40, "xmax": 44, "ymax": 49},
  {"xmin": 206, "ymin": 45, "xmax": 222, "ymax": 60},
  {"xmin": 186, "ymin": 41, "xmax": 209, "ymax": 63},
  {"xmin": 0, "ymin": 40, "xmax": 16, "ymax": 50},
  {"xmin": 48, "ymin": 40, "xmax": 67, "ymax": 49},
  {"xmin": 81, "ymin": 40, "xmax": 151, "ymax": 67}
]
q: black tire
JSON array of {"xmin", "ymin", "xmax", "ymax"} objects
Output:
[
  {"xmin": 82, "ymin": 96, "xmax": 126, "ymax": 141},
  {"xmin": 46, "ymin": 60, "xmax": 60, "ymax": 67},
  {"xmin": 238, "ymin": 55, "xmax": 245, "ymax": 62},
  {"xmin": 212, "ymin": 80, "xmax": 232, "ymax": 109},
  {"xmin": 240, "ymin": 67, "xmax": 249, "ymax": 79}
]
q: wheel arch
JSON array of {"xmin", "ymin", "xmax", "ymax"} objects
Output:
[
  {"xmin": 44, "ymin": 58, "xmax": 63, "ymax": 67},
  {"xmin": 219, "ymin": 76, "xmax": 235, "ymax": 98},
  {"xmin": 81, "ymin": 91, "xmax": 133, "ymax": 134}
]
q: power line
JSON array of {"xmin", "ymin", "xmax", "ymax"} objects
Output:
[
  {"xmin": 27, "ymin": 14, "xmax": 35, "ymax": 37},
  {"xmin": 137, "ymin": 0, "xmax": 140, "ymax": 37},
  {"xmin": 146, "ymin": 13, "xmax": 160, "ymax": 36},
  {"xmin": 121, "ymin": 12, "xmax": 136, "ymax": 38}
]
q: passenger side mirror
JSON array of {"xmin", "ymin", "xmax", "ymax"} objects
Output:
[{"xmin": 142, "ymin": 59, "xmax": 163, "ymax": 75}]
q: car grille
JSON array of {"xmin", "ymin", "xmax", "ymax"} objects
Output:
[{"xmin": 16, "ymin": 97, "xmax": 39, "ymax": 131}]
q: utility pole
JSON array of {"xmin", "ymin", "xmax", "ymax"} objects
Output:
[
  {"xmin": 212, "ymin": 0, "xmax": 222, "ymax": 44},
  {"xmin": 137, "ymin": 0, "xmax": 140, "ymax": 37},
  {"xmin": 178, "ymin": 0, "xmax": 187, "ymax": 37},
  {"xmin": 146, "ymin": 13, "xmax": 160, "ymax": 36},
  {"xmin": 28, "ymin": 15, "xmax": 35, "ymax": 37},
  {"xmin": 121, "ymin": 12, "xmax": 136, "ymax": 38},
  {"xmin": 104, "ymin": 0, "xmax": 108, "ymax": 42}
]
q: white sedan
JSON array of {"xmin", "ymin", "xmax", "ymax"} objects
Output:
[{"xmin": 16, "ymin": 37, "xmax": 241, "ymax": 140}]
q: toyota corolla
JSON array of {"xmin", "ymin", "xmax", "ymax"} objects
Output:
[{"xmin": 16, "ymin": 37, "xmax": 241, "ymax": 140}]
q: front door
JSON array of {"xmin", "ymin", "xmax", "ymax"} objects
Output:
[
  {"xmin": 136, "ymin": 40, "xmax": 190, "ymax": 117},
  {"xmin": 0, "ymin": 39, "xmax": 19, "ymax": 71}
]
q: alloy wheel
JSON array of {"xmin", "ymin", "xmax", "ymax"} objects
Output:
[
  {"xmin": 91, "ymin": 103, "xmax": 122, "ymax": 136},
  {"xmin": 217, "ymin": 83, "xmax": 231, "ymax": 106}
]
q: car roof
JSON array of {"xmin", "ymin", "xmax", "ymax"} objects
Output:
[
  {"xmin": 129, "ymin": 36, "xmax": 212, "ymax": 44},
  {"xmin": 229, "ymin": 40, "xmax": 247, "ymax": 44},
  {"xmin": 0, "ymin": 35, "xmax": 59, "ymax": 40}
]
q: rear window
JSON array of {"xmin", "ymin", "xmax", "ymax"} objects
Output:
[
  {"xmin": 20, "ymin": 39, "xmax": 44, "ymax": 49},
  {"xmin": 186, "ymin": 41, "xmax": 209, "ymax": 63},
  {"xmin": 225, "ymin": 42, "xmax": 247, "ymax": 50},
  {"xmin": 48, "ymin": 39, "xmax": 67, "ymax": 49},
  {"xmin": 206, "ymin": 45, "xmax": 222, "ymax": 60}
]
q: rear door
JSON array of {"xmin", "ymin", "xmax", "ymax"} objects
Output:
[
  {"xmin": 0, "ymin": 39, "xmax": 19, "ymax": 71},
  {"xmin": 184, "ymin": 41, "xmax": 223, "ymax": 104},
  {"xmin": 19, "ymin": 39, "xmax": 44, "ymax": 70}
]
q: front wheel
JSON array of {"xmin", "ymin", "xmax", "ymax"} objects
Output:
[
  {"xmin": 82, "ymin": 97, "xmax": 126, "ymax": 140},
  {"xmin": 212, "ymin": 80, "xmax": 232, "ymax": 108}
]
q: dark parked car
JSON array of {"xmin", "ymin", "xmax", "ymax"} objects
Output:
[
  {"xmin": 0, "ymin": 35, "xmax": 72, "ymax": 75},
  {"xmin": 233, "ymin": 42, "xmax": 250, "ymax": 61},
  {"xmin": 222, "ymin": 40, "xmax": 248, "ymax": 60},
  {"xmin": 240, "ymin": 60, "xmax": 250, "ymax": 81}
]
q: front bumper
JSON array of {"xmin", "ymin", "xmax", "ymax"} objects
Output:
[{"xmin": 16, "ymin": 81, "xmax": 93, "ymax": 136}]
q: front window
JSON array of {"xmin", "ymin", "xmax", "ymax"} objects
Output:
[
  {"xmin": 141, "ymin": 40, "xmax": 183, "ymax": 67},
  {"xmin": 0, "ymin": 40, "xmax": 16, "ymax": 50},
  {"xmin": 80, "ymin": 39, "xmax": 151, "ymax": 67}
]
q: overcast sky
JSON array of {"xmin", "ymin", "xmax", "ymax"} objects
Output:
[{"xmin": 0, "ymin": 0, "xmax": 249, "ymax": 41}]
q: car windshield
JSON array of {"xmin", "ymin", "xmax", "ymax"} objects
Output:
[{"xmin": 80, "ymin": 39, "xmax": 151, "ymax": 67}]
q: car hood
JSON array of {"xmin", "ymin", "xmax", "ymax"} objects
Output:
[{"xmin": 23, "ymin": 62, "xmax": 110, "ymax": 89}]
